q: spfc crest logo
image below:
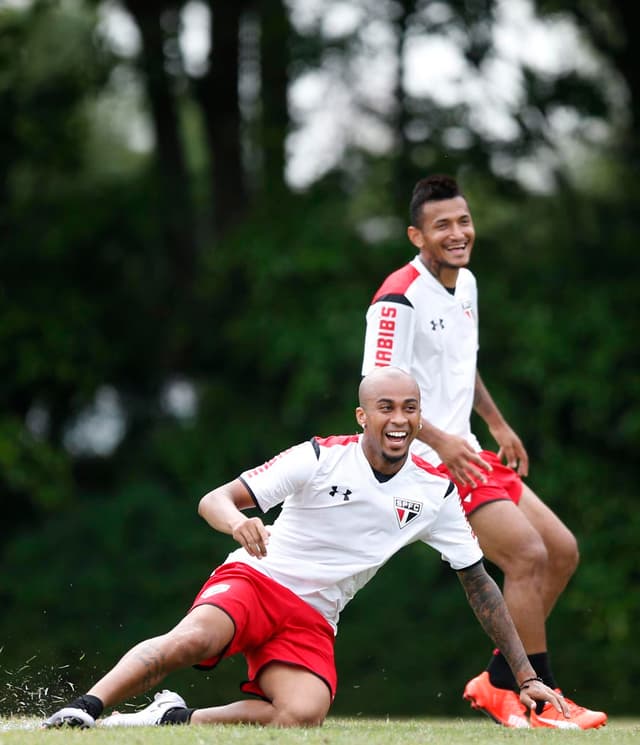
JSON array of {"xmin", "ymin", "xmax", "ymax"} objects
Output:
[
  {"xmin": 394, "ymin": 498, "xmax": 422, "ymax": 528},
  {"xmin": 461, "ymin": 300, "xmax": 474, "ymax": 320}
]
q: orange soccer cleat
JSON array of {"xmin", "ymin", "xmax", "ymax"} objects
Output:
[
  {"xmin": 463, "ymin": 672, "xmax": 529, "ymax": 728},
  {"xmin": 529, "ymin": 691, "xmax": 607, "ymax": 730}
]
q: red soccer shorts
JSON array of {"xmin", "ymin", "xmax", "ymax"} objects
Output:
[
  {"xmin": 437, "ymin": 450, "xmax": 523, "ymax": 517},
  {"xmin": 189, "ymin": 562, "xmax": 337, "ymax": 700}
]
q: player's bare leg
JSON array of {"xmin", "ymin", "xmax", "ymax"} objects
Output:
[
  {"xmin": 87, "ymin": 605, "xmax": 234, "ymax": 707},
  {"xmin": 463, "ymin": 499, "xmax": 548, "ymax": 728},
  {"xmin": 470, "ymin": 499, "xmax": 549, "ymax": 651},
  {"xmin": 516, "ymin": 484, "xmax": 579, "ymax": 617},
  {"xmin": 42, "ymin": 605, "xmax": 234, "ymax": 728},
  {"xmin": 191, "ymin": 663, "xmax": 331, "ymax": 726},
  {"xmin": 87, "ymin": 605, "xmax": 234, "ymax": 706},
  {"xmin": 463, "ymin": 497, "xmax": 605, "ymax": 729}
]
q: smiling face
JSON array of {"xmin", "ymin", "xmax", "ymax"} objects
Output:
[
  {"xmin": 407, "ymin": 195, "xmax": 475, "ymax": 288},
  {"xmin": 357, "ymin": 367, "xmax": 421, "ymax": 474}
]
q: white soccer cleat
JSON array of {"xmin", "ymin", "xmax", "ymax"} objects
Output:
[
  {"xmin": 99, "ymin": 689, "xmax": 187, "ymax": 727},
  {"xmin": 42, "ymin": 707, "xmax": 96, "ymax": 729}
]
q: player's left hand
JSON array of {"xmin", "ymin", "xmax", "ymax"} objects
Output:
[
  {"xmin": 519, "ymin": 679, "xmax": 570, "ymax": 718},
  {"xmin": 491, "ymin": 423, "xmax": 529, "ymax": 477}
]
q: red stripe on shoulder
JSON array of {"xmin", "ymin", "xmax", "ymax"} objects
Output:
[
  {"xmin": 314, "ymin": 434, "xmax": 360, "ymax": 448},
  {"xmin": 410, "ymin": 452, "xmax": 446, "ymax": 478},
  {"xmin": 371, "ymin": 263, "xmax": 419, "ymax": 302}
]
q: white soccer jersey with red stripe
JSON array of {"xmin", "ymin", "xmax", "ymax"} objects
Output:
[
  {"xmin": 223, "ymin": 434, "xmax": 482, "ymax": 631},
  {"xmin": 362, "ymin": 256, "xmax": 481, "ymax": 464}
]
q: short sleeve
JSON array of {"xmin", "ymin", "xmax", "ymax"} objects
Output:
[
  {"xmin": 239, "ymin": 441, "xmax": 319, "ymax": 513},
  {"xmin": 423, "ymin": 487, "xmax": 483, "ymax": 570},
  {"xmin": 362, "ymin": 299, "xmax": 416, "ymax": 374}
]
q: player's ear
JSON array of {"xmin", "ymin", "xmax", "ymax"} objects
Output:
[
  {"xmin": 407, "ymin": 225, "xmax": 424, "ymax": 249},
  {"xmin": 355, "ymin": 406, "xmax": 367, "ymax": 430}
]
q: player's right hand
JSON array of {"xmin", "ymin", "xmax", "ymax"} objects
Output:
[
  {"xmin": 231, "ymin": 517, "xmax": 270, "ymax": 559},
  {"xmin": 438, "ymin": 435, "xmax": 492, "ymax": 488}
]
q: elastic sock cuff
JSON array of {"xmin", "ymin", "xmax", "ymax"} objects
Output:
[
  {"xmin": 69, "ymin": 694, "xmax": 104, "ymax": 720},
  {"xmin": 160, "ymin": 707, "xmax": 195, "ymax": 725}
]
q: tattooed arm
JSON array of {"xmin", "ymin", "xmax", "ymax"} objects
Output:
[{"xmin": 457, "ymin": 561, "xmax": 569, "ymax": 714}]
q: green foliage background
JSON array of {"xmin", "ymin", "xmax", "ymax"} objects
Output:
[{"xmin": 0, "ymin": 0, "xmax": 638, "ymax": 719}]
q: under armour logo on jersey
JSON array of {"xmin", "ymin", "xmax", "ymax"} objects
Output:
[
  {"xmin": 430, "ymin": 318, "xmax": 445, "ymax": 331},
  {"xmin": 329, "ymin": 485, "xmax": 352, "ymax": 501},
  {"xmin": 395, "ymin": 498, "xmax": 422, "ymax": 528}
]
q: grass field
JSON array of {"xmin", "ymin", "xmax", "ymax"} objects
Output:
[{"xmin": 1, "ymin": 716, "xmax": 639, "ymax": 745}]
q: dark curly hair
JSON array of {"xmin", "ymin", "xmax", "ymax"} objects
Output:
[{"xmin": 409, "ymin": 174, "xmax": 465, "ymax": 227}]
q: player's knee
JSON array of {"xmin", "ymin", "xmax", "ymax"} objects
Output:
[
  {"xmin": 162, "ymin": 627, "xmax": 212, "ymax": 666},
  {"xmin": 272, "ymin": 700, "xmax": 328, "ymax": 727},
  {"xmin": 505, "ymin": 535, "xmax": 549, "ymax": 579},
  {"xmin": 551, "ymin": 531, "xmax": 579, "ymax": 579}
]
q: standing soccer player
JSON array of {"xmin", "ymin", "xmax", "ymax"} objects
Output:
[
  {"xmin": 361, "ymin": 175, "xmax": 606, "ymax": 729},
  {"xmin": 43, "ymin": 368, "xmax": 568, "ymax": 729}
]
